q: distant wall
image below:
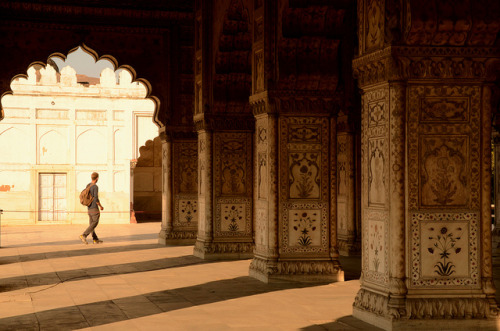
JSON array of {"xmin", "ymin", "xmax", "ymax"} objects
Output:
[{"xmin": 0, "ymin": 65, "xmax": 157, "ymax": 224}]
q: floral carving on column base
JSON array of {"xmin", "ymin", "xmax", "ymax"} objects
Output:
[
  {"xmin": 193, "ymin": 240, "xmax": 254, "ymax": 260},
  {"xmin": 249, "ymin": 256, "xmax": 344, "ymax": 282},
  {"xmin": 407, "ymin": 298, "xmax": 498, "ymax": 319},
  {"xmin": 354, "ymin": 289, "xmax": 498, "ymax": 321},
  {"xmin": 164, "ymin": 230, "xmax": 197, "ymax": 240},
  {"xmin": 354, "ymin": 288, "xmax": 405, "ymax": 318}
]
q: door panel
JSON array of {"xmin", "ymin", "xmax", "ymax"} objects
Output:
[{"xmin": 39, "ymin": 173, "xmax": 67, "ymax": 222}]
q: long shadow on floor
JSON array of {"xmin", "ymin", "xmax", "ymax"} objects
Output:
[
  {"xmin": 4, "ymin": 233, "xmax": 159, "ymax": 248},
  {"xmin": 0, "ymin": 243, "xmax": 163, "ymax": 265},
  {"xmin": 0, "ymin": 255, "xmax": 217, "ymax": 293},
  {"xmin": 0, "ymin": 276, "xmax": 328, "ymax": 331},
  {"xmin": 300, "ymin": 316, "xmax": 383, "ymax": 331}
]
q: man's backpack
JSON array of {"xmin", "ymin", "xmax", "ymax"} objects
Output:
[{"xmin": 79, "ymin": 184, "xmax": 94, "ymax": 206}]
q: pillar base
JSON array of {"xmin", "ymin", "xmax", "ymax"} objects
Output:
[
  {"xmin": 353, "ymin": 288, "xmax": 499, "ymax": 331},
  {"xmin": 354, "ymin": 307, "xmax": 499, "ymax": 331},
  {"xmin": 158, "ymin": 229, "xmax": 197, "ymax": 245},
  {"xmin": 193, "ymin": 240, "xmax": 253, "ymax": 260},
  {"xmin": 249, "ymin": 255, "xmax": 344, "ymax": 283}
]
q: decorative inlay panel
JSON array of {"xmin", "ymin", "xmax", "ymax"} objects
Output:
[
  {"xmin": 174, "ymin": 197, "xmax": 198, "ymax": 227},
  {"xmin": 361, "ymin": 86, "xmax": 390, "ymax": 286},
  {"xmin": 255, "ymin": 207, "xmax": 267, "ymax": 249},
  {"xmin": 408, "ymin": 85, "xmax": 482, "ymax": 291},
  {"xmin": 364, "ymin": 0, "xmax": 383, "ymax": 52},
  {"xmin": 362, "ymin": 210, "xmax": 389, "ymax": 284},
  {"xmin": 289, "ymin": 152, "xmax": 321, "ymax": 199},
  {"xmin": 368, "ymin": 220, "xmax": 384, "ymax": 273},
  {"xmin": 173, "ymin": 141, "xmax": 198, "ymax": 195},
  {"xmin": 408, "ymin": 85, "xmax": 480, "ymax": 211},
  {"xmin": 368, "ymin": 138, "xmax": 386, "ymax": 206},
  {"xmin": 282, "ymin": 202, "xmax": 328, "ymax": 253},
  {"xmin": 172, "ymin": 140, "xmax": 198, "ymax": 231},
  {"xmin": 420, "ymin": 97, "xmax": 469, "ymax": 123},
  {"xmin": 410, "ymin": 212, "xmax": 479, "ymax": 288},
  {"xmin": 214, "ymin": 132, "xmax": 252, "ymax": 197},
  {"xmin": 254, "ymin": 49, "xmax": 264, "ymax": 93},
  {"xmin": 288, "ymin": 124, "xmax": 321, "ymax": 143},
  {"xmin": 288, "ymin": 209, "xmax": 321, "ymax": 247},
  {"xmin": 420, "ymin": 136, "xmax": 469, "ymax": 207},
  {"xmin": 215, "ymin": 198, "xmax": 252, "ymax": 237},
  {"xmin": 254, "ymin": 116, "xmax": 270, "ymax": 257},
  {"xmin": 257, "ymin": 152, "xmax": 268, "ymax": 199},
  {"xmin": 279, "ymin": 116, "xmax": 330, "ymax": 255},
  {"xmin": 368, "ymin": 101, "xmax": 385, "ymax": 127}
]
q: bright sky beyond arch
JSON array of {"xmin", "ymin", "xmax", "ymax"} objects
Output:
[{"xmin": 51, "ymin": 46, "xmax": 118, "ymax": 78}]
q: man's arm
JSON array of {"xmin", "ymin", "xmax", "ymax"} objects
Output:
[{"xmin": 95, "ymin": 185, "xmax": 104, "ymax": 211}]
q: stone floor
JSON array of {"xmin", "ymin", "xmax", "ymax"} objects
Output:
[{"xmin": 2, "ymin": 224, "xmax": 500, "ymax": 330}]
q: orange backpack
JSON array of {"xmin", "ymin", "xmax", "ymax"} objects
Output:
[{"xmin": 79, "ymin": 183, "xmax": 94, "ymax": 206}]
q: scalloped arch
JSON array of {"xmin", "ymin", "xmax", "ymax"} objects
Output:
[{"xmin": 0, "ymin": 44, "xmax": 162, "ymax": 128}]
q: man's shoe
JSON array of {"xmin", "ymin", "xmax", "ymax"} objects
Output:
[
  {"xmin": 79, "ymin": 235, "xmax": 88, "ymax": 245},
  {"xmin": 93, "ymin": 239, "xmax": 103, "ymax": 244}
]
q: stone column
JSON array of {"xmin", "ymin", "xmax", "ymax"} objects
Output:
[
  {"xmin": 159, "ymin": 132, "xmax": 199, "ymax": 245},
  {"xmin": 352, "ymin": 0, "xmax": 500, "ymax": 327},
  {"xmin": 337, "ymin": 111, "xmax": 360, "ymax": 256},
  {"xmin": 130, "ymin": 160, "xmax": 137, "ymax": 223},
  {"xmin": 248, "ymin": 0, "xmax": 346, "ymax": 283},
  {"xmin": 158, "ymin": 133, "xmax": 173, "ymax": 244},
  {"xmin": 494, "ymin": 133, "xmax": 500, "ymax": 234},
  {"xmin": 192, "ymin": 0, "xmax": 254, "ymax": 259},
  {"xmin": 250, "ymin": 96, "xmax": 343, "ymax": 283}
]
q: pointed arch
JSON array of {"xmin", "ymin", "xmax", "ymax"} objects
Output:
[
  {"xmin": 39, "ymin": 129, "xmax": 68, "ymax": 164},
  {"xmin": 1, "ymin": 44, "xmax": 162, "ymax": 128},
  {"xmin": 0, "ymin": 126, "xmax": 30, "ymax": 163}
]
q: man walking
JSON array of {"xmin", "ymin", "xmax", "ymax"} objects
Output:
[{"xmin": 79, "ymin": 172, "xmax": 104, "ymax": 244}]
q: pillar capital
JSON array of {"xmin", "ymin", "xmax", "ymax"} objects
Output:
[
  {"xmin": 353, "ymin": 46, "xmax": 500, "ymax": 89},
  {"xmin": 193, "ymin": 113, "xmax": 255, "ymax": 132}
]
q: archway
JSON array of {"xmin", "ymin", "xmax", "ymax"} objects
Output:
[{"xmin": 0, "ymin": 45, "xmax": 160, "ymax": 225}]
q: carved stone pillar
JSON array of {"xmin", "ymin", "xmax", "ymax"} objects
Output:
[
  {"xmin": 159, "ymin": 132, "xmax": 173, "ymax": 244},
  {"xmin": 130, "ymin": 159, "xmax": 138, "ymax": 223},
  {"xmin": 250, "ymin": 96, "xmax": 343, "ymax": 282},
  {"xmin": 248, "ymin": 0, "xmax": 347, "ymax": 282},
  {"xmin": 352, "ymin": 0, "xmax": 500, "ymax": 328},
  {"xmin": 337, "ymin": 111, "xmax": 360, "ymax": 256},
  {"xmin": 159, "ymin": 131, "xmax": 199, "ymax": 245},
  {"xmin": 494, "ymin": 133, "xmax": 500, "ymax": 234},
  {"xmin": 194, "ymin": 122, "xmax": 254, "ymax": 259},
  {"xmin": 192, "ymin": 0, "xmax": 254, "ymax": 259}
]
